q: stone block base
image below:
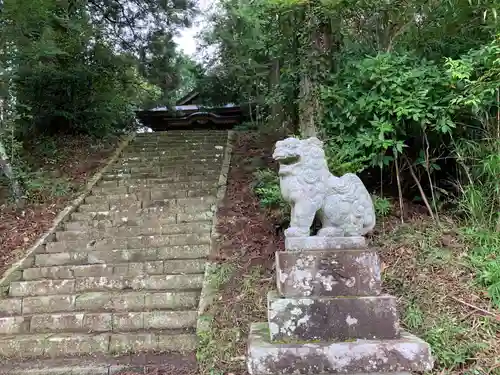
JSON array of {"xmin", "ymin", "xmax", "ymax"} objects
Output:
[
  {"xmin": 276, "ymin": 250, "xmax": 381, "ymax": 297},
  {"xmin": 247, "ymin": 323, "xmax": 434, "ymax": 375},
  {"xmin": 267, "ymin": 292, "xmax": 400, "ymax": 341},
  {"xmin": 285, "ymin": 236, "xmax": 366, "ymax": 251}
]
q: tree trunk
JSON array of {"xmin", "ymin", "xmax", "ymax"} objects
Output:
[
  {"xmin": 298, "ymin": 12, "xmax": 341, "ymax": 139},
  {"xmin": 0, "ymin": 100, "xmax": 24, "ymax": 206},
  {"xmin": 269, "ymin": 58, "xmax": 284, "ymax": 131},
  {"xmin": 0, "ymin": 139, "xmax": 24, "ymax": 206},
  {"xmin": 298, "ymin": 72, "xmax": 318, "ymax": 137}
]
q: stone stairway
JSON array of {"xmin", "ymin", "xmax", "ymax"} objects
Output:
[{"xmin": 0, "ymin": 130, "xmax": 230, "ymax": 373}]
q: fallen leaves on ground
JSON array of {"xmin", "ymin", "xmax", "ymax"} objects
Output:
[
  {"xmin": 199, "ymin": 131, "xmax": 285, "ymax": 375},
  {"xmin": 0, "ymin": 134, "xmax": 119, "ymax": 275}
]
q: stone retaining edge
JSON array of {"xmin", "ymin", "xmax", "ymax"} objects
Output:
[
  {"xmin": 197, "ymin": 130, "xmax": 235, "ymax": 335},
  {"xmin": 1, "ymin": 364, "xmax": 174, "ymax": 375},
  {"xmin": 0, "ymin": 133, "xmax": 136, "ymax": 295}
]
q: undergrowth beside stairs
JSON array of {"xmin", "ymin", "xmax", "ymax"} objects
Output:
[{"xmin": 197, "ymin": 132, "xmax": 283, "ymax": 375}]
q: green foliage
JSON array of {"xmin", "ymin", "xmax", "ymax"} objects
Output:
[
  {"xmin": 3, "ymin": 0, "xmax": 127, "ymax": 135},
  {"xmin": 0, "ymin": 0, "xmax": 198, "ymax": 136},
  {"xmin": 253, "ymin": 168, "xmax": 286, "ymax": 209},
  {"xmin": 14, "ymin": 53, "xmax": 138, "ymax": 136},
  {"xmin": 234, "ymin": 121, "xmax": 260, "ymax": 131},
  {"xmin": 321, "ymin": 53, "xmax": 456, "ymax": 171},
  {"xmin": 202, "ymin": 2, "xmax": 500, "ymax": 372},
  {"xmin": 424, "ymin": 317, "xmax": 487, "ymax": 369},
  {"xmin": 373, "ymin": 196, "xmax": 392, "ymax": 218},
  {"xmin": 447, "ymin": 37, "xmax": 500, "ymax": 231},
  {"xmin": 455, "ymin": 138, "xmax": 500, "ymax": 229},
  {"xmin": 207, "ymin": 263, "xmax": 235, "ymax": 291},
  {"xmin": 463, "ymin": 228, "xmax": 500, "ymax": 308},
  {"xmin": 174, "ymin": 52, "xmax": 205, "ymax": 101},
  {"xmin": 402, "ymin": 302, "xmax": 424, "ymax": 331},
  {"xmin": 0, "ymin": 0, "xmax": 197, "ymax": 202}
]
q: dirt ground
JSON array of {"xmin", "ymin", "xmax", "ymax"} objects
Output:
[
  {"xmin": 2, "ymin": 130, "xmax": 497, "ymax": 375},
  {"xmin": 201, "ymin": 131, "xmax": 500, "ymax": 375},
  {"xmin": 0, "ymin": 134, "xmax": 119, "ymax": 275}
]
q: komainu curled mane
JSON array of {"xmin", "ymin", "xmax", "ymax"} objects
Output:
[{"xmin": 272, "ymin": 137, "xmax": 376, "ymax": 238}]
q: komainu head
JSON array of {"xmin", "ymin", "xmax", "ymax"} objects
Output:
[{"xmin": 272, "ymin": 137, "xmax": 326, "ymax": 176}]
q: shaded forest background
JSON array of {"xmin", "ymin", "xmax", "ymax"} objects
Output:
[
  {"xmin": 0, "ymin": 1, "xmax": 499, "ymax": 372},
  {"xmin": 194, "ymin": 1, "xmax": 500, "ymax": 373},
  {"xmin": 0, "ymin": 0, "xmax": 203, "ymax": 203}
]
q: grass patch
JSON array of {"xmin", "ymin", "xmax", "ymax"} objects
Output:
[
  {"xmin": 197, "ymin": 263, "xmax": 271, "ymax": 374},
  {"xmin": 376, "ymin": 216, "xmax": 500, "ymax": 374},
  {"xmin": 424, "ymin": 317, "xmax": 489, "ymax": 369},
  {"xmin": 200, "ymin": 131, "xmax": 500, "ymax": 375},
  {"xmin": 463, "ymin": 228, "xmax": 500, "ymax": 308},
  {"xmin": 196, "ymin": 132, "xmax": 282, "ymax": 375}
]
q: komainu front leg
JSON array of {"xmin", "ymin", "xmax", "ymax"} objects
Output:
[
  {"xmin": 317, "ymin": 199, "xmax": 346, "ymax": 237},
  {"xmin": 317, "ymin": 211, "xmax": 345, "ymax": 237},
  {"xmin": 285, "ymin": 201, "xmax": 318, "ymax": 237}
]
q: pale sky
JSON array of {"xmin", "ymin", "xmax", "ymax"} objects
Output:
[{"xmin": 174, "ymin": 0, "xmax": 213, "ymax": 61}]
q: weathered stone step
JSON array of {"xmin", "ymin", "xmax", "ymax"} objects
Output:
[
  {"xmin": 88, "ymin": 187, "xmax": 216, "ymax": 200},
  {"xmin": 37, "ymin": 245, "xmax": 208, "ymax": 264},
  {"xmin": 93, "ymin": 180, "xmax": 218, "ymax": 192},
  {"xmin": 24, "ymin": 258, "xmax": 206, "ymax": 279},
  {"xmin": 0, "ymin": 291, "xmax": 199, "ymax": 316},
  {"xmin": 125, "ymin": 144, "xmax": 223, "ymax": 151},
  {"xmin": 109, "ymin": 166, "xmax": 221, "ymax": 175},
  {"xmin": 119, "ymin": 157, "xmax": 222, "ymax": 167},
  {"xmin": 39, "ymin": 244, "xmax": 208, "ymax": 261},
  {"xmin": 109, "ymin": 162, "xmax": 221, "ymax": 170},
  {"xmin": 0, "ymin": 351, "xmax": 198, "ymax": 374},
  {"xmin": 133, "ymin": 138, "xmax": 227, "ymax": 144},
  {"xmin": 84, "ymin": 190, "xmax": 216, "ymax": 204},
  {"xmin": 121, "ymin": 156, "xmax": 223, "ymax": 163},
  {"xmin": 9, "ymin": 274, "xmax": 204, "ymax": 297},
  {"xmin": 119, "ymin": 155, "xmax": 222, "ymax": 163},
  {"xmin": 101, "ymin": 171, "xmax": 219, "ymax": 181},
  {"xmin": 68, "ymin": 209, "xmax": 213, "ymax": 224},
  {"xmin": 77, "ymin": 196, "xmax": 215, "ymax": 213},
  {"xmin": 44, "ymin": 233, "xmax": 210, "ymax": 253},
  {"xmin": 129, "ymin": 138, "xmax": 222, "ymax": 143},
  {"xmin": 125, "ymin": 148, "xmax": 225, "ymax": 155},
  {"xmin": 131, "ymin": 134, "xmax": 226, "ymax": 141},
  {"xmin": 130, "ymin": 137, "xmax": 226, "ymax": 143},
  {"xmin": 98, "ymin": 177, "xmax": 220, "ymax": 187},
  {"xmin": 0, "ymin": 309, "xmax": 197, "ymax": 335},
  {"xmin": 101, "ymin": 173, "xmax": 220, "ymax": 183},
  {"xmin": 73, "ymin": 203, "xmax": 212, "ymax": 217},
  {"xmin": 0, "ymin": 330, "xmax": 197, "ymax": 358},
  {"xmin": 247, "ymin": 323, "xmax": 433, "ymax": 375},
  {"xmin": 64, "ymin": 216, "xmax": 178, "ymax": 230},
  {"xmin": 56, "ymin": 222, "xmax": 212, "ymax": 241},
  {"xmin": 64, "ymin": 216, "xmax": 211, "ymax": 230},
  {"xmin": 122, "ymin": 149, "xmax": 224, "ymax": 156},
  {"xmin": 131, "ymin": 135, "xmax": 227, "ymax": 141},
  {"xmin": 136, "ymin": 133, "xmax": 227, "ymax": 137},
  {"xmin": 133, "ymin": 138, "xmax": 226, "ymax": 144}
]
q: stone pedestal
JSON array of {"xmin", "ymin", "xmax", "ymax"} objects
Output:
[{"xmin": 246, "ymin": 237, "xmax": 434, "ymax": 374}]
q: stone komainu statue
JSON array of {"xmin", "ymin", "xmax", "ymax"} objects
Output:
[{"xmin": 272, "ymin": 137, "xmax": 376, "ymax": 238}]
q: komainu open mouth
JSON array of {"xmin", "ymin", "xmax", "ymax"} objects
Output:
[{"xmin": 275, "ymin": 155, "xmax": 300, "ymax": 165}]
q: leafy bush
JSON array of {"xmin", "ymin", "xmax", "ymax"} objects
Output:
[
  {"xmin": 463, "ymin": 228, "xmax": 500, "ymax": 308},
  {"xmin": 446, "ymin": 36, "xmax": 500, "ymax": 231},
  {"xmin": 253, "ymin": 168, "xmax": 286, "ymax": 209},
  {"xmin": 321, "ymin": 53, "xmax": 458, "ymax": 174},
  {"xmin": 14, "ymin": 50, "xmax": 138, "ymax": 137},
  {"xmin": 373, "ymin": 196, "xmax": 392, "ymax": 218}
]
